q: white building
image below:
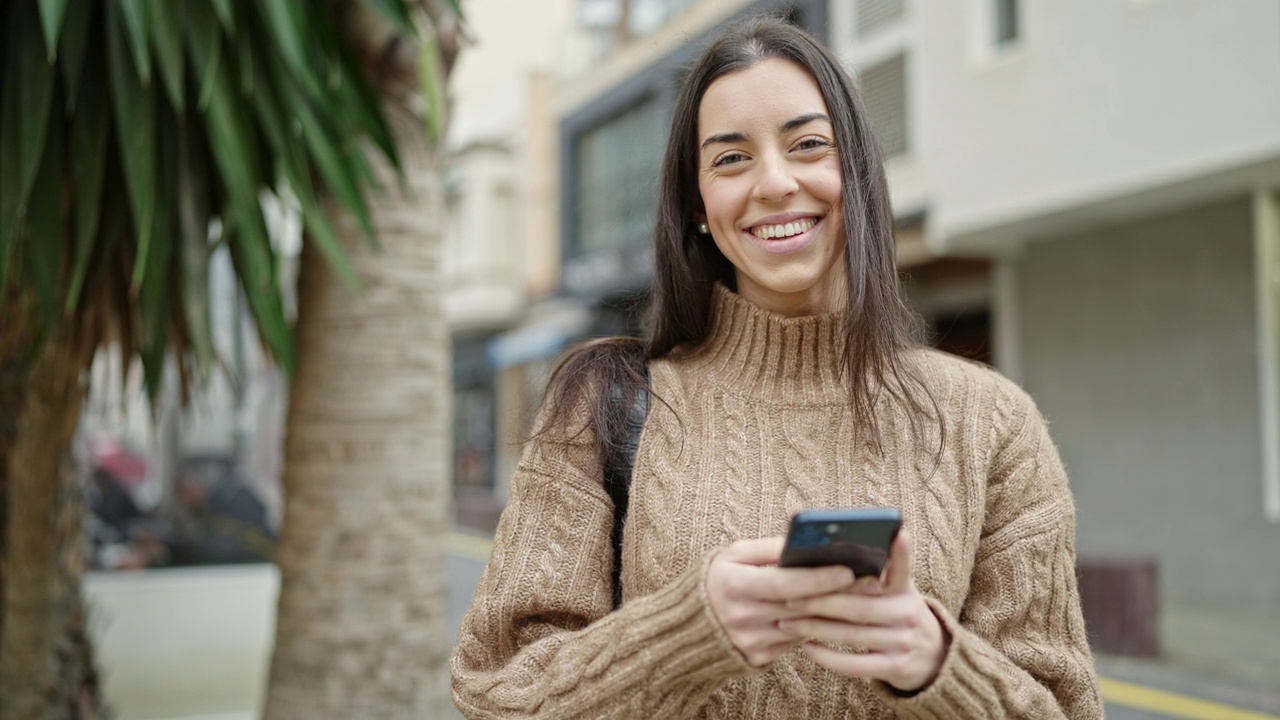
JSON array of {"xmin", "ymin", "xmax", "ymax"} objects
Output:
[
  {"xmin": 831, "ymin": 0, "xmax": 1280, "ymax": 607},
  {"xmin": 444, "ymin": 0, "xmax": 579, "ymax": 524}
]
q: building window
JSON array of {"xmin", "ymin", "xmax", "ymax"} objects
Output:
[
  {"xmin": 994, "ymin": 0, "xmax": 1019, "ymax": 46},
  {"xmin": 856, "ymin": 0, "xmax": 904, "ymax": 37},
  {"xmin": 860, "ymin": 54, "xmax": 908, "ymax": 158},
  {"xmin": 574, "ymin": 96, "xmax": 664, "ymax": 256}
]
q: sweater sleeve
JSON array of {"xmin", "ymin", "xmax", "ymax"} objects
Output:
[
  {"xmin": 877, "ymin": 384, "xmax": 1104, "ymax": 719},
  {"xmin": 450, "ymin": 404, "xmax": 753, "ymax": 719}
]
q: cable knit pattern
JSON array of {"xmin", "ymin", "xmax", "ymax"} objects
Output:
[{"xmin": 452, "ymin": 286, "xmax": 1103, "ymax": 719}]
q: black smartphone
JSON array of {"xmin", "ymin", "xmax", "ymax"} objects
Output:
[{"xmin": 779, "ymin": 508, "xmax": 902, "ymax": 578}]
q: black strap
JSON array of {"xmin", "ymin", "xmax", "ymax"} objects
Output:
[{"xmin": 603, "ymin": 367, "xmax": 650, "ymax": 609}]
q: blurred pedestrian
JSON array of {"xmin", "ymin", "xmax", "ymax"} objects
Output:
[
  {"xmin": 166, "ymin": 457, "xmax": 275, "ymax": 566},
  {"xmin": 452, "ymin": 15, "xmax": 1101, "ymax": 719}
]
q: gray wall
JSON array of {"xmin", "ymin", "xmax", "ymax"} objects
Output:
[{"xmin": 1018, "ymin": 198, "xmax": 1279, "ymax": 605}]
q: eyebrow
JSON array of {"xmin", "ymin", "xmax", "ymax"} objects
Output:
[{"xmin": 700, "ymin": 113, "xmax": 833, "ymax": 150}]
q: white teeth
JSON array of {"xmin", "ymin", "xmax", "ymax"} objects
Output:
[{"xmin": 751, "ymin": 218, "xmax": 816, "ymax": 240}]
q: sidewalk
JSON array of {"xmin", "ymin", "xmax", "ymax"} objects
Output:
[
  {"xmin": 1095, "ymin": 600, "xmax": 1280, "ymax": 715},
  {"xmin": 84, "ymin": 538, "xmax": 1280, "ymax": 720}
]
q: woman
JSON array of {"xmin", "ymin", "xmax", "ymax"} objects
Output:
[{"xmin": 452, "ymin": 16, "xmax": 1102, "ymax": 719}]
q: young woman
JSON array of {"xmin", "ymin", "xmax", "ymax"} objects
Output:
[{"xmin": 452, "ymin": 16, "xmax": 1102, "ymax": 719}]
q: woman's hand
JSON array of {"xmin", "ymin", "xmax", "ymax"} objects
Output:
[
  {"xmin": 779, "ymin": 531, "xmax": 950, "ymax": 693},
  {"xmin": 705, "ymin": 537, "xmax": 855, "ymax": 667}
]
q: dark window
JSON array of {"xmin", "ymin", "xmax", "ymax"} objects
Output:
[
  {"xmin": 574, "ymin": 96, "xmax": 664, "ymax": 256},
  {"xmin": 931, "ymin": 311, "xmax": 991, "ymax": 365}
]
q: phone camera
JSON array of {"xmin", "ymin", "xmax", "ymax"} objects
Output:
[
  {"xmin": 795, "ymin": 525, "xmax": 823, "ymax": 545},
  {"xmin": 825, "ymin": 523, "xmax": 839, "ymax": 535}
]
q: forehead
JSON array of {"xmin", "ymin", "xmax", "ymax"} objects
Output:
[{"xmin": 697, "ymin": 58, "xmax": 829, "ymax": 137}]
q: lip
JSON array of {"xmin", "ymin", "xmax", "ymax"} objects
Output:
[
  {"xmin": 743, "ymin": 210, "xmax": 825, "ymax": 230},
  {"xmin": 741, "ymin": 215, "xmax": 824, "ymax": 256}
]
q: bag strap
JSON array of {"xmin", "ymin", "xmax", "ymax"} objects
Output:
[{"xmin": 603, "ymin": 366, "xmax": 650, "ymax": 609}]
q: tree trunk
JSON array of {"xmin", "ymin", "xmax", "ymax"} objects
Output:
[
  {"xmin": 0, "ymin": 325, "xmax": 102, "ymax": 720},
  {"xmin": 263, "ymin": 96, "xmax": 453, "ymax": 717}
]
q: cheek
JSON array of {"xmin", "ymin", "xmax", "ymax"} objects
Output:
[{"xmin": 700, "ymin": 184, "xmax": 737, "ymax": 224}]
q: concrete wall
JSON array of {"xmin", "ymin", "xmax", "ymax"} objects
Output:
[
  {"xmin": 1017, "ymin": 198, "xmax": 1279, "ymax": 605},
  {"xmin": 917, "ymin": 1, "xmax": 1280, "ymax": 241},
  {"xmin": 85, "ymin": 566, "xmax": 278, "ymax": 720}
]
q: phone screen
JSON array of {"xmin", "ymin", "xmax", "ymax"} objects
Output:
[{"xmin": 779, "ymin": 508, "xmax": 901, "ymax": 577}]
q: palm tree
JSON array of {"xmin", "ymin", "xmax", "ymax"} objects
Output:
[
  {"xmin": 0, "ymin": 0, "xmax": 458, "ymax": 716},
  {"xmin": 263, "ymin": 3, "xmax": 461, "ymax": 717}
]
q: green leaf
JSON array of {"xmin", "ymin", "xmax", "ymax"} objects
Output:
[
  {"xmin": 249, "ymin": 46, "xmax": 362, "ymax": 292},
  {"xmin": 192, "ymin": 15, "xmax": 222, "ymax": 110},
  {"xmin": 108, "ymin": 1, "xmax": 157, "ymax": 289},
  {"xmin": 151, "ymin": 0, "xmax": 186, "ymax": 111},
  {"xmin": 65, "ymin": 59, "xmax": 111, "ymax": 313},
  {"xmin": 281, "ymin": 77, "xmax": 377, "ymax": 244},
  {"xmin": 361, "ymin": 0, "xmax": 414, "ymax": 34},
  {"xmin": 333, "ymin": 42, "xmax": 399, "ymax": 170},
  {"xmin": 58, "ymin": 0, "xmax": 95, "ymax": 108},
  {"xmin": 37, "ymin": 0, "xmax": 69, "ymax": 61},
  {"xmin": 255, "ymin": 0, "xmax": 321, "ymax": 97},
  {"xmin": 140, "ymin": 118, "xmax": 177, "ymax": 400},
  {"xmin": 187, "ymin": 6, "xmax": 294, "ymax": 372},
  {"xmin": 12, "ymin": 3, "xmax": 56, "ymax": 212},
  {"xmin": 235, "ymin": 13, "xmax": 255, "ymax": 97},
  {"xmin": 28, "ymin": 98, "xmax": 65, "ymax": 330},
  {"xmin": 0, "ymin": 2, "xmax": 56, "ymax": 291},
  {"xmin": 298, "ymin": 193, "xmax": 364, "ymax": 292},
  {"xmin": 227, "ymin": 219, "xmax": 294, "ymax": 374},
  {"xmin": 177, "ymin": 119, "xmax": 214, "ymax": 379},
  {"xmin": 418, "ymin": 33, "xmax": 445, "ymax": 145},
  {"xmin": 210, "ymin": 0, "xmax": 235, "ymax": 33},
  {"xmin": 118, "ymin": 0, "xmax": 152, "ymax": 83}
]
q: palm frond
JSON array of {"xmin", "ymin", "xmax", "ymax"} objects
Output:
[{"xmin": 0, "ymin": 0, "xmax": 441, "ymax": 402}]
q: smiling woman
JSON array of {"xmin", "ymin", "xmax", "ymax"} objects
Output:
[
  {"xmin": 451, "ymin": 15, "xmax": 1102, "ymax": 720},
  {"xmin": 696, "ymin": 59, "xmax": 846, "ymax": 316}
]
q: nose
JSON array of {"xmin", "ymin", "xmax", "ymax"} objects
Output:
[{"xmin": 752, "ymin": 154, "xmax": 799, "ymax": 203}]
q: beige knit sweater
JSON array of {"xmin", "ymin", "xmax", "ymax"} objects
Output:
[{"xmin": 452, "ymin": 286, "xmax": 1103, "ymax": 719}]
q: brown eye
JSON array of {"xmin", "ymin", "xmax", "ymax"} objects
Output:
[
  {"xmin": 794, "ymin": 137, "xmax": 831, "ymax": 152},
  {"xmin": 712, "ymin": 152, "xmax": 748, "ymax": 168}
]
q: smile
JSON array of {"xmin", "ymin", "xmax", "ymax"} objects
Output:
[{"xmin": 748, "ymin": 217, "xmax": 819, "ymax": 240}]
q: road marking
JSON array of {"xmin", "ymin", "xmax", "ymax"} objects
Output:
[
  {"xmin": 448, "ymin": 531, "xmax": 494, "ymax": 562},
  {"xmin": 1100, "ymin": 677, "xmax": 1280, "ymax": 720},
  {"xmin": 445, "ymin": 534, "xmax": 1278, "ymax": 720}
]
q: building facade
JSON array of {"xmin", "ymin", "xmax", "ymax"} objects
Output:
[{"xmin": 831, "ymin": 0, "xmax": 1280, "ymax": 607}]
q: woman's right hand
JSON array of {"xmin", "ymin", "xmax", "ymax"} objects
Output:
[{"xmin": 705, "ymin": 537, "xmax": 855, "ymax": 667}]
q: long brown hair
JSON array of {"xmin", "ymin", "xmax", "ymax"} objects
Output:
[{"xmin": 540, "ymin": 15, "xmax": 941, "ymax": 467}]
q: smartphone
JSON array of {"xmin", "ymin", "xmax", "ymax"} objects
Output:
[{"xmin": 779, "ymin": 508, "xmax": 902, "ymax": 578}]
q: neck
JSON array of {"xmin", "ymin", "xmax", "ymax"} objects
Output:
[{"xmin": 732, "ymin": 266, "xmax": 848, "ymax": 318}]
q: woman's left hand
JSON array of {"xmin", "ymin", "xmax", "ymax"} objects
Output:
[{"xmin": 778, "ymin": 530, "xmax": 950, "ymax": 693}]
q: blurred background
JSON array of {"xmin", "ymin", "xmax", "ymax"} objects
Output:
[{"xmin": 4, "ymin": 0, "xmax": 1278, "ymax": 719}]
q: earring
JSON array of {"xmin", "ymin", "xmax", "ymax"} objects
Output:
[{"xmin": 697, "ymin": 223, "xmax": 710, "ymax": 235}]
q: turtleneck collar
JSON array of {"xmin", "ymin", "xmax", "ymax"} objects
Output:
[{"xmin": 683, "ymin": 284, "xmax": 849, "ymax": 406}]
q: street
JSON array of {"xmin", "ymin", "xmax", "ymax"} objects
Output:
[{"xmin": 447, "ymin": 534, "xmax": 1279, "ymax": 720}]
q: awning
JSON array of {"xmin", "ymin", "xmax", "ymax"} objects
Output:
[{"xmin": 486, "ymin": 302, "xmax": 593, "ymax": 369}]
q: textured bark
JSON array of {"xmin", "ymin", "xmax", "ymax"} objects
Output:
[
  {"xmin": 262, "ymin": 96, "xmax": 453, "ymax": 717},
  {"xmin": 0, "ymin": 306, "xmax": 31, "ymax": 651},
  {"xmin": 0, "ymin": 326, "xmax": 101, "ymax": 720}
]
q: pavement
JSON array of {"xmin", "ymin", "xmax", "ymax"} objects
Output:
[{"xmin": 83, "ymin": 530, "xmax": 1280, "ymax": 720}]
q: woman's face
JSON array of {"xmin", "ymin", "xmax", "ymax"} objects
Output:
[{"xmin": 697, "ymin": 58, "xmax": 846, "ymax": 317}]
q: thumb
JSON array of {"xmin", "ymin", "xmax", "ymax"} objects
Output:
[
  {"xmin": 882, "ymin": 529, "xmax": 914, "ymax": 594},
  {"xmin": 718, "ymin": 537, "xmax": 786, "ymax": 566}
]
